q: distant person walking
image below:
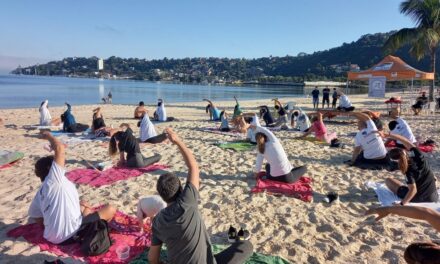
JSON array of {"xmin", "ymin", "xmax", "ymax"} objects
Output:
[
  {"xmin": 322, "ymin": 86, "xmax": 330, "ymax": 108},
  {"xmin": 331, "ymin": 88, "xmax": 338, "ymax": 108},
  {"xmin": 311, "ymin": 86, "xmax": 320, "ymax": 109},
  {"xmin": 107, "ymin": 91, "xmax": 112, "ymax": 104}
]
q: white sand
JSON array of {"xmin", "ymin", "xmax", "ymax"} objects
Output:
[{"xmin": 0, "ymin": 93, "xmax": 439, "ymax": 263}]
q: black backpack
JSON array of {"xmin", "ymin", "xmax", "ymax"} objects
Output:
[{"xmin": 77, "ymin": 219, "xmax": 112, "ymax": 256}]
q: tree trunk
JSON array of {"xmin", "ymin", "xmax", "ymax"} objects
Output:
[{"xmin": 430, "ymin": 49, "xmax": 436, "ymax": 102}]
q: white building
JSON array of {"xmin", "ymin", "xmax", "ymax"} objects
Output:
[{"xmin": 98, "ymin": 58, "xmax": 104, "ymax": 71}]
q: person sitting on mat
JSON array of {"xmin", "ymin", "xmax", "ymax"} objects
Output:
[
  {"xmin": 39, "ymin": 100, "xmax": 61, "ymax": 126},
  {"xmin": 148, "ymin": 128, "xmax": 253, "ymax": 264},
  {"xmin": 61, "ymin": 103, "xmax": 89, "ymax": 133},
  {"xmin": 91, "ymin": 107, "xmax": 116, "ymax": 137},
  {"xmin": 139, "ymin": 114, "xmax": 168, "ymax": 144},
  {"xmin": 134, "ymin": 101, "xmax": 148, "ymax": 119},
  {"xmin": 297, "ymin": 112, "xmax": 336, "ymax": 143},
  {"xmin": 273, "ymin": 98, "xmax": 289, "ymax": 129},
  {"xmin": 383, "ymin": 133, "xmax": 438, "ymax": 204},
  {"xmin": 336, "ymin": 90, "xmax": 355, "ymax": 112},
  {"xmin": 219, "ymin": 110, "xmax": 231, "ymax": 132},
  {"xmin": 203, "ymin": 99, "xmax": 221, "ymax": 121},
  {"xmin": 386, "ymin": 109, "xmax": 417, "ymax": 148},
  {"xmin": 291, "ymin": 109, "xmax": 311, "ymax": 132},
  {"xmin": 259, "ymin": 105, "xmax": 276, "ymax": 127},
  {"xmin": 153, "ymin": 99, "xmax": 174, "ymax": 122},
  {"xmin": 28, "ymin": 131, "xmax": 116, "ymax": 244},
  {"xmin": 232, "ymin": 96, "xmax": 243, "ymax": 119},
  {"xmin": 109, "ymin": 123, "xmax": 161, "ymax": 168},
  {"xmin": 412, "ymin": 92, "xmax": 428, "ymax": 115},
  {"xmin": 137, "ymin": 195, "xmax": 166, "ymax": 233},
  {"xmin": 346, "ymin": 112, "xmax": 393, "ymax": 170},
  {"xmin": 365, "ymin": 206, "xmax": 440, "ymax": 263},
  {"xmin": 249, "ymin": 125, "xmax": 307, "ymax": 183},
  {"xmin": 246, "ymin": 114, "xmax": 260, "ymax": 144}
]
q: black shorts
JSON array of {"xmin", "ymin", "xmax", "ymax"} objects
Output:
[
  {"xmin": 397, "ymin": 186, "xmax": 439, "ymax": 202},
  {"xmin": 60, "ymin": 212, "xmax": 100, "ymax": 245},
  {"xmin": 397, "ymin": 186, "xmax": 409, "ymax": 199}
]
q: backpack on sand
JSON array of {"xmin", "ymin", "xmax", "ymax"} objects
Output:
[{"xmin": 77, "ymin": 219, "xmax": 112, "ymax": 256}]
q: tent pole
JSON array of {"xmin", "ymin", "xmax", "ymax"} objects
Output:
[
  {"xmin": 346, "ymin": 79, "xmax": 349, "ymax": 94},
  {"xmin": 411, "ymin": 78, "xmax": 413, "ymax": 93}
]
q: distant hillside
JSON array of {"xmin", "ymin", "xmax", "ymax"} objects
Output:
[{"xmin": 10, "ymin": 31, "xmax": 436, "ymax": 83}]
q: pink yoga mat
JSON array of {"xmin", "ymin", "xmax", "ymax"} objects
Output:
[
  {"xmin": 7, "ymin": 210, "xmax": 151, "ymax": 264},
  {"xmin": 385, "ymin": 141, "xmax": 435, "ymax": 153},
  {"xmin": 251, "ymin": 172, "xmax": 313, "ymax": 202},
  {"xmin": 66, "ymin": 164, "xmax": 168, "ymax": 187}
]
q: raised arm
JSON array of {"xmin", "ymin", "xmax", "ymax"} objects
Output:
[
  {"xmin": 365, "ymin": 206, "xmax": 440, "ymax": 232},
  {"xmin": 65, "ymin": 102, "xmax": 72, "ymax": 112},
  {"xmin": 165, "ymin": 128, "xmax": 200, "ymax": 190},
  {"xmin": 203, "ymin": 99, "xmax": 214, "ymax": 107},
  {"xmin": 349, "ymin": 112, "xmax": 370, "ymax": 122},
  {"xmin": 272, "ymin": 99, "xmax": 282, "ymax": 107},
  {"xmin": 234, "ymin": 96, "xmax": 239, "ymax": 104},
  {"xmin": 40, "ymin": 130, "xmax": 65, "ymax": 167},
  {"xmin": 386, "ymin": 133, "xmax": 416, "ymax": 150}
]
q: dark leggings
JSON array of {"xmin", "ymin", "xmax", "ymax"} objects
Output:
[
  {"xmin": 265, "ymin": 164, "xmax": 307, "ymax": 183},
  {"xmin": 337, "ymin": 106, "xmax": 355, "ymax": 112},
  {"xmin": 404, "ymin": 242, "xmax": 440, "ymax": 264},
  {"xmin": 220, "ymin": 127, "xmax": 231, "ymax": 132},
  {"xmin": 214, "ymin": 241, "xmax": 253, "ymax": 264},
  {"xmin": 353, "ymin": 152, "xmax": 395, "ymax": 171},
  {"xmin": 127, "ymin": 153, "xmax": 161, "ymax": 168},
  {"xmin": 143, "ymin": 133, "xmax": 168, "ymax": 144}
]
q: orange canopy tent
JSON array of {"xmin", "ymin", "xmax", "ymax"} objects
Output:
[{"xmin": 347, "ymin": 55, "xmax": 434, "ymax": 81}]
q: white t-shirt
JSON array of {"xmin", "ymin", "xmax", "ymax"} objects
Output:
[
  {"xmin": 28, "ymin": 162, "xmax": 82, "ymax": 244},
  {"xmin": 156, "ymin": 102, "xmax": 167, "ymax": 122},
  {"xmin": 254, "ymin": 126, "xmax": 292, "ymax": 176},
  {"xmin": 140, "ymin": 115, "xmax": 157, "ymax": 142},
  {"xmin": 392, "ymin": 117, "xmax": 416, "ymax": 144},
  {"xmin": 339, "ymin": 95, "xmax": 352, "ymax": 108},
  {"xmin": 354, "ymin": 120, "xmax": 387, "ymax": 159},
  {"xmin": 137, "ymin": 195, "xmax": 166, "ymax": 220},
  {"xmin": 294, "ymin": 111, "xmax": 311, "ymax": 132},
  {"xmin": 39, "ymin": 100, "xmax": 52, "ymax": 126}
]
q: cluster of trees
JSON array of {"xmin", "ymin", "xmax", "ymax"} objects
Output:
[{"xmin": 11, "ymin": 29, "xmax": 436, "ymax": 85}]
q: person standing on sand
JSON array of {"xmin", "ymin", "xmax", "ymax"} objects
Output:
[
  {"xmin": 148, "ymin": 128, "xmax": 253, "ymax": 264},
  {"xmin": 311, "ymin": 86, "xmax": 320, "ymax": 109},
  {"xmin": 322, "ymin": 86, "xmax": 330, "ymax": 108},
  {"xmin": 28, "ymin": 131, "xmax": 116, "ymax": 245},
  {"xmin": 331, "ymin": 88, "xmax": 338, "ymax": 108},
  {"xmin": 365, "ymin": 206, "xmax": 440, "ymax": 263}
]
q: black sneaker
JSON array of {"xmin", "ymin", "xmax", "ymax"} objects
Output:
[
  {"xmin": 237, "ymin": 228, "xmax": 251, "ymax": 241},
  {"xmin": 228, "ymin": 226, "xmax": 237, "ymax": 243}
]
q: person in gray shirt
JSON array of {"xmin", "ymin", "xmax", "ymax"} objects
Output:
[{"xmin": 148, "ymin": 128, "xmax": 253, "ymax": 264}]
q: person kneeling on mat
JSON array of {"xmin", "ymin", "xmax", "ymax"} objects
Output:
[
  {"xmin": 109, "ymin": 123, "xmax": 161, "ymax": 168},
  {"xmin": 148, "ymin": 128, "xmax": 253, "ymax": 264}
]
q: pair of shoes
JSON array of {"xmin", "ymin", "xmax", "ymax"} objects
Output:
[{"xmin": 228, "ymin": 226, "xmax": 251, "ymax": 242}]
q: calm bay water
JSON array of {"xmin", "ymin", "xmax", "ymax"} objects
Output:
[{"xmin": 0, "ymin": 74, "xmax": 366, "ymax": 109}]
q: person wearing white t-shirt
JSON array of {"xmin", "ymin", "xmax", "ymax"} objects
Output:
[
  {"xmin": 387, "ymin": 109, "xmax": 417, "ymax": 148},
  {"xmin": 39, "ymin": 100, "xmax": 61, "ymax": 126},
  {"xmin": 250, "ymin": 126, "xmax": 307, "ymax": 183},
  {"xmin": 336, "ymin": 91, "xmax": 355, "ymax": 112},
  {"xmin": 348, "ymin": 112, "xmax": 394, "ymax": 170},
  {"xmin": 291, "ymin": 109, "xmax": 311, "ymax": 132},
  {"xmin": 139, "ymin": 114, "xmax": 167, "ymax": 144},
  {"xmin": 245, "ymin": 114, "xmax": 260, "ymax": 144},
  {"xmin": 29, "ymin": 131, "xmax": 117, "ymax": 244},
  {"xmin": 154, "ymin": 99, "xmax": 175, "ymax": 122}
]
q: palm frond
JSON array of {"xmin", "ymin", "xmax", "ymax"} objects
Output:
[{"xmin": 383, "ymin": 28, "xmax": 419, "ymax": 54}]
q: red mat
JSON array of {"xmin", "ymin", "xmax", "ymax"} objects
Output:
[
  {"xmin": 7, "ymin": 210, "xmax": 151, "ymax": 263},
  {"xmin": 251, "ymin": 172, "xmax": 313, "ymax": 202},
  {"xmin": 385, "ymin": 141, "xmax": 435, "ymax": 153}
]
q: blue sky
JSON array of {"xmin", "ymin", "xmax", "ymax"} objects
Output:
[{"xmin": 0, "ymin": 0, "xmax": 413, "ymax": 71}]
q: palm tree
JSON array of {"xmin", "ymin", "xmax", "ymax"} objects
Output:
[{"xmin": 384, "ymin": 0, "xmax": 440, "ymax": 101}]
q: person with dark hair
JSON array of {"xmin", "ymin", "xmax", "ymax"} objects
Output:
[
  {"xmin": 39, "ymin": 100, "xmax": 61, "ymax": 126},
  {"xmin": 258, "ymin": 105, "xmax": 276, "ymax": 127},
  {"xmin": 29, "ymin": 131, "xmax": 116, "ymax": 244},
  {"xmin": 91, "ymin": 107, "xmax": 116, "ymax": 137},
  {"xmin": 109, "ymin": 124, "xmax": 161, "ymax": 168},
  {"xmin": 311, "ymin": 86, "xmax": 320, "ymax": 109},
  {"xmin": 291, "ymin": 109, "xmax": 311, "ymax": 132},
  {"xmin": 362, "ymin": 110, "xmax": 383, "ymax": 131},
  {"xmin": 412, "ymin": 92, "xmax": 428, "ymax": 115},
  {"xmin": 383, "ymin": 133, "xmax": 438, "ymax": 204},
  {"xmin": 331, "ymin": 88, "xmax": 338, "ymax": 108},
  {"xmin": 322, "ymin": 86, "xmax": 331, "ymax": 108},
  {"xmin": 346, "ymin": 112, "xmax": 392, "ymax": 170},
  {"xmin": 61, "ymin": 103, "xmax": 76, "ymax": 132},
  {"xmin": 232, "ymin": 96, "xmax": 243, "ymax": 119},
  {"xmin": 297, "ymin": 112, "xmax": 337, "ymax": 143},
  {"xmin": 386, "ymin": 109, "xmax": 416, "ymax": 148},
  {"xmin": 336, "ymin": 90, "xmax": 355, "ymax": 112},
  {"xmin": 219, "ymin": 110, "xmax": 230, "ymax": 132},
  {"xmin": 134, "ymin": 101, "xmax": 148, "ymax": 119},
  {"xmin": 273, "ymin": 99, "xmax": 289, "ymax": 129},
  {"xmin": 365, "ymin": 206, "xmax": 440, "ymax": 263},
  {"xmin": 139, "ymin": 114, "xmax": 167, "ymax": 144},
  {"xmin": 248, "ymin": 125, "xmax": 307, "ymax": 183},
  {"xmin": 149, "ymin": 128, "xmax": 253, "ymax": 264},
  {"xmin": 203, "ymin": 99, "xmax": 221, "ymax": 121}
]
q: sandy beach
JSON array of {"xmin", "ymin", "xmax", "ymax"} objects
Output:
[{"xmin": 0, "ymin": 93, "xmax": 439, "ymax": 263}]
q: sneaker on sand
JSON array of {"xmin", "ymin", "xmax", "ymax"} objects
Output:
[
  {"xmin": 228, "ymin": 226, "xmax": 237, "ymax": 243},
  {"xmin": 237, "ymin": 228, "xmax": 251, "ymax": 241}
]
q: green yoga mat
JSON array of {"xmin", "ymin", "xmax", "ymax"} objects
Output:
[
  {"xmin": 130, "ymin": 244, "xmax": 290, "ymax": 264},
  {"xmin": 0, "ymin": 151, "xmax": 24, "ymax": 166},
  {"xmin": 214, "ymin": 141, "xmax": 256, "ymax": 151}
]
